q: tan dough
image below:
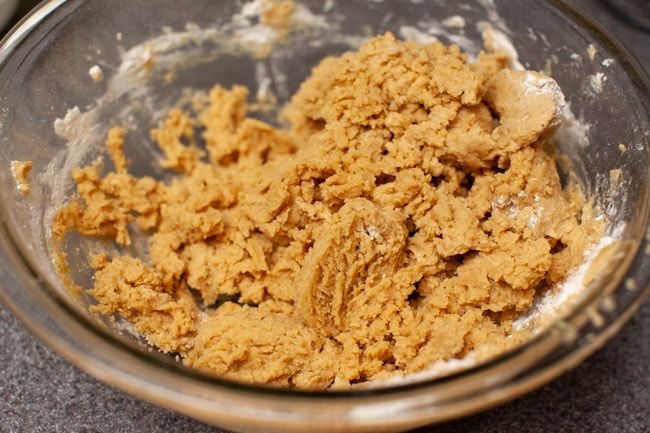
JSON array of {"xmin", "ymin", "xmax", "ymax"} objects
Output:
[
  {"xmin": 54, "ymin": 33, "xmax": 604, "ymax": 389},
  {"xmin": 11, "ymin": 160, "xmax": 33, "ymax": 196}
]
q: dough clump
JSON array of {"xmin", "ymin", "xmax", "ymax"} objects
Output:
[{"xmin": 54, "ymin": 33, "xmax": 603, "ymax": 389}]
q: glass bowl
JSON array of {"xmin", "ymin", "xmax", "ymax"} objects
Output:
[{"xmin": 0, "ymin": 1, "xmax": 648, "ymax": 432}]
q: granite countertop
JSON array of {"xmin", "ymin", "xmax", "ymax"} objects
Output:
[{"xmin": 1, "ymin": 1, "xmax": 648, "ymax": 432}]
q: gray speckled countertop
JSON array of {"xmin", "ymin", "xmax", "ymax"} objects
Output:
[{"xmin": 1, "ymin": 1, "xmax": 648, "ymax": 432}]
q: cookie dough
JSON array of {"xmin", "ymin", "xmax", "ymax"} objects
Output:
[{"xmin": 53, "ymin": 33, "xmax": 604, "ymax": 389}]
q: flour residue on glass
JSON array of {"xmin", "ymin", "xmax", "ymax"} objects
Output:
[{"xmin": 513, "ymin": 229, "xmax": 622, "ymax": 332}]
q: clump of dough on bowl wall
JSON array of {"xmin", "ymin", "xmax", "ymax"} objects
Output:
[{"xmin": 0, "ymin": 1, "xmax": 647, "ymax": 432}]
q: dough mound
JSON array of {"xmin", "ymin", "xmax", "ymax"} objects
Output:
[{"xmin": 54, "ymin": 33, "xmax": 602, "ymax": 389}]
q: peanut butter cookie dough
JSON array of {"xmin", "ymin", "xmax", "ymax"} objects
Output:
[{"xmin": 53, "ymin": 33, "xmax": 604, "ymax": 389}]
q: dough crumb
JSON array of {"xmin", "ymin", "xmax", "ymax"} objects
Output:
[
  {"xmin": 588, "ymin": 44, "xmax": 597, "ymax": 61},
  {"xmin": 11, "ymin": 160, "xmax": 33, "ymax": 196},
  {"xmin": 54, "ymin": 33, "xmax": 604, "ymax": 389},
  {"xmin": 88, "ymin": 65, "xmax": 104, "ymax": 83}
]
